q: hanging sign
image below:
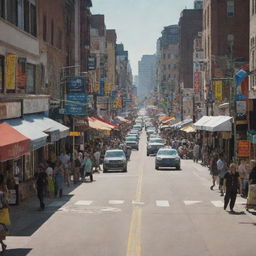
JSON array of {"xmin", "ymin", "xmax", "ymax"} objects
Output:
[
  {"xmin": 238, "ymin": 140, "xmax": 250, "ymax": 157},
  {"xmin": 6, "ymin": 54, "xmax": 17, "ymax": 90},
  {"xmin": 214, "ymin": 80, "xmax": 222, "ymax": 101},
  {"xmin": 66, "ymin": 77, "xmax": 85, "ymax": 94}
]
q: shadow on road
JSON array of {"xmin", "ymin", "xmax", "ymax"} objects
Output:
[
  {"xmin": 5, "ymin": 248, "xmax": 32, "ymax": 256},
  {"xmin": 7, "ymin": 183, "xmax": 82, "ymax": 237}
]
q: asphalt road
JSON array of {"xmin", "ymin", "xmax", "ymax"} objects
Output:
[{"xmin": 6, "ymin": 130, "xmax": 256, "ymax": 256}]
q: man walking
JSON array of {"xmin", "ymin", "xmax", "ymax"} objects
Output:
[
  {"xmin": 35, "ymin": 167, "xmax": 48, "ymax": 210},
  {"xmin": 217, "ymin": 154, "xmax": 226, "ymax": 196},
  {"xmin": 193, "ymin": 143, "xmax": 200, "ymax": 163},
  {"xmin": 224, "ymin": 163, "xmax": 241, "ymax": 213},
  {"xmin": 84, "ymin": 155, "xmax": 94, "ymax": 182}
]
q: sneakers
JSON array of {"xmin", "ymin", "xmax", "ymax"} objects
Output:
[{"xmin": 210, "ymin": 185, "xmax": 214, "ymax": 190}]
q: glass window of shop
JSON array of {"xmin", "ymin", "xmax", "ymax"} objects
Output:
[
  {"xmin": 26, "ymin": 63, "xmax": 35, "ymax": 94},
  {"xmin": 0, "ymin": 56, "xmax": 4, "ymax": 93}
]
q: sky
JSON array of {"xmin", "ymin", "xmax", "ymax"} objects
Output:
[{"xmin": 91, "ymin": 0, "xmax": 194, "ymax": 75}]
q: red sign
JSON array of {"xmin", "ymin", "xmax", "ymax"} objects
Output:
[
  {"xmin": 0, "ymin": 123, "xmax": 30, "ymax": 162},
  {"xmin": 194, "ymin": 72, "xmax": 200, "ymax": 93},
  {"xmin": 16, "ymin": 58, "xmax": 26, "ymax": 89},
  {"xmin": 238, "ymin": 140, "xmax": 250, "ymax": 157}
]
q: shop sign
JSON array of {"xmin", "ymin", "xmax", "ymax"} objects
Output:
[
  {"xmin": 6, "ymin": 54, "xmax": 17, "ymax": 91},
  {"xmin": 1, "ymin": 141, "xmax": 29, "ymax": 162},
  {"xmin": 238, "ymin": 140, "xmax": 250, "ymax": 157},
  {"xmin": 69, "ymin": 131, "xmax": 81, "ymax": 136},
  {"xmin": 236, "ymin": 101, "xmax": 246, "ymax": 120},
  {"xmin": 214, "ymin": 80, "xmax": 222, "ymax": 101},
  {"xmin": 100, "ymin": 78, "xmax": 105, "ymax": 96},
  {"xmin": 194, "ymin": 72, "xmax": 200, "ymax": 93},
  {"xmin": 74, "ymin": 118, "xmax": 88, "ymax": 131},
  {"xmin": 31, "ymin": 139, "xmax": 47, "ymax": 151},
  {"xmin": 65, "ymin": 93, "xmax": 87, "ymax": 115},
  {"xmin": 66, "ymin": 77, "xmax": 85, "ymax": 94},
  {"xmin": 88, "ymin": 56, "xmax": 96, "ymax": 70},
  {"xmin": 46, "ymin": 130, "xmax": 60, "ymax": 142},
  {"xmin": 0, "ymin": 103, "xmax": 7, "ymax": 119}
]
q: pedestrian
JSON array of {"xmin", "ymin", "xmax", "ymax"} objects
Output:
[
  {"xmin": 84, "ymin": 155, "xmax": 93, "ymax": 182},
  {"xmin": 193, "ymin": 143, "xmax": 200, "ymax": 163},
  {"xmin": 238, "ymin": 159, "xmax": 247, "ymax": 195},
  {"xmin": 223, "ymin": 163, "xmax": 241, "ymax": 213},
  {"xmin": 74, "ymin": 153, "xmax": 82, "ymax": 184},
  {"xmin": 217, "ymin": 154, "xmax": 227, "ymax": 196},
  {"xmin": 54, "ymin": 162, "xmax": 64, "ymax": 198},
  {"xmin": 249, "ymin": 160, "xmax": 256, "ymax": 185},
  {"xmin": 210, "ymin": 153, "xmax": 219, "ymax": 190},
  {"xmin": 35, "ymin": 167, "xmax": 48, "ymax": 210},
  {"xmin": 126, "ymin": 146, "xmax": 132, "ymax": 161},
  {"xmin": 45, "ymin": 161, "xmax": 54, "ymax": 197},
  {"xmin": 93, "ymin": 149, "xmax": 102, "ymax": 172},
  {"xmin": 59, "ymin": 151, "xmax": 70, "ymax": 187}
]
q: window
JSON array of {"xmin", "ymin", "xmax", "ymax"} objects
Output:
[
  {"xmin": 17, "ymin": 0, "xmax": 24, "ymax": 29},
  {"xmin": 163, "ymin": 53, "xmax": 166, "ymax": 59},
  {"xmin": 30, "ymin": 3, "xmax": 36, "ymax": 36},
  {"xmin": 6, "ymin": 0, "xmax": 17, "ymax": 25},
  {"xmin": 24, "ymin": 0, "xmax": 29, "ymax": 32},
  {"xmin": 43, "ymin": 15, "xmax": 47, "ymax": 41},
  {"xmin": 0, "ymin": 0, "xmax": 5, "ymax": 18},
  {"xmin": 57, "ymin": 28, "xmax": 62, "ymax": 49},
  {"xmin": 163, "ymin": 64, "xmax": 166, "ymax": 71},
  {"xmin": 26, "ymin": 63, "xmax": 35, "ymax": 93},
  {"xmin": 252, "ymin": 0, "xmax": 255, "ymax": 15},
  {"xmin": 168, "ymin": 54, "xmax": 170, "ymax": 59},
  {"xmin": 227, "ymin": 0, "xmax": 235, "ymax": 17},
  {"xmin": 51, "ymin": 19, "xmax": 54, "ymax": 45},
  {"xmin": 0, "ymin": 56, "xmax": 4, "ymax": 93}
]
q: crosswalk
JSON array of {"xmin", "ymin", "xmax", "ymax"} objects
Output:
[{"xmin": 56, "ymin": 199, "xmax": 246, "ymax": 209}]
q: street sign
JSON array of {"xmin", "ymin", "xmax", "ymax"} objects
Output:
[
  {"xmin": 69, "ymin": 131, "xmax": 81, "ymax": 136},
  {"xmin": 123, "ymin": 98, "xmax": 132, "ymax": 103},
  {"xmin": 65, "ymin": 93, "xmax": 87, "ymax": 115},
  {"xmin": 66, "ymin": 77, "xmax": 85, "ymax": 94}
]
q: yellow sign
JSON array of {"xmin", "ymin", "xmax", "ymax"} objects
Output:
[
  {"xmin": 104, "ymin": 83, "xmax": 112, "ymax": 94},
  {"xmin": 69, "ymin": 131, "xmax": 81, "ymax": 136},
  {"xmin": 6, "ymin": 54, "xmax": 17, "ymax": 90},
  {"xmin": 94, "ymin": 82, "xmax": 100, "ymax": 92},
  {"xmin": 214, "ymin": 80, "xmax": 222, "ymax": 101}
]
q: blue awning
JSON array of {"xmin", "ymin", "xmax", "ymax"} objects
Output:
[{"xmin": 5, "ymin": 118, "xmax": 48, "ymax": 151}]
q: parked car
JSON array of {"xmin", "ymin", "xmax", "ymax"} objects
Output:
[
  {"xmin": 147, "ymin": 138, "xmax": 165, "ymax": 156},
  {"xmin": 103, "ymin": 149, "xmax": 127, "ymax": 173},
  {"xmin": 125, "ymin": 137, "xmax": 139, "ymax": 150},
  {"xmin": 155, "ymin": 147, "xmax": 181, "ymax": 170}
]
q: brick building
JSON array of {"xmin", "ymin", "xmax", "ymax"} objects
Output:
[{"xmin": 179, "ymin": 9, "xmax": 202, "ymax": 89}]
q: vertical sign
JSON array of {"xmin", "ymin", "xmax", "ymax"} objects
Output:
[
  {"xmin": 100, "ymin": 77, "xmax": 105, "ymax": 96},
  {"xmin": 214, "ymin": 80, "xmax": 223, "ymax": 101},
  {"xmin": 238, "ymin": 140, "xmax": 250, "ymax": 157},
  {"xmin": 17, "ymin": 58, "xmax": 26, "ymax": 89},
  {"xmin": 6, "ymin": 54, "xmax": 17, "ymax": 90},
  {"xmin": 0, "ymin": 56, "xmax": 4, "ymax": 92},
  {"xmin": 194, "ymin": 72, "xmax": 200, "ymax": 93}
]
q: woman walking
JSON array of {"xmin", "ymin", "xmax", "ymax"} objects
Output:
[
  {"xmin": 54, "ymin": 162, "xmax": 64, "ymax": 198},
  {"xmin": 224, "ymin": 163, "xmax": 241, "ymax": 213},
  {"xmin": 210, "ymin": 154, "xmax": 219, "ymax": 190}
]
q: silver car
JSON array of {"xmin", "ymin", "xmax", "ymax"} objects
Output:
[
  {"xmin": 155, "ymin": 147, "xmax": 181, "ymax": 170},
  {"xmin": 103, "ymin": 149, "xmax": 127, "ymax": 173}
]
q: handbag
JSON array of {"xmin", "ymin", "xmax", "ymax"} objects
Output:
[{"xmin": 0, "ymin": 208, "xmax": 11, "ymax": 226}]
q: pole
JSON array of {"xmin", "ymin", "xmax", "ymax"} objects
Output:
[
  {"xmin": 233, "ymin": 77, "xmax": 237, "ymax": 163},
  {"xmin": 72, "ymin": 117, "xmax": 75, "ymax": 161}
]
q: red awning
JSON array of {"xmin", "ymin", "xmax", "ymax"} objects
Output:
[
  {"xmin": 94, "ymin": 117, "xmax": 119, "ymax": 129},
  {"xmin": 0, "ymin": 122, "xmax": 30, "ymax": 162}
]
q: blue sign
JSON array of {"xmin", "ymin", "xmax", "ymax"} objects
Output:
[
  {"xmin": 100, "ymin": 78, "xmax": 105, "ymax": 96},
  {"xmin": 123, "ymin": 98, "xmax": 132, "ymax": 103},
  {"xmin": 65, "ymin": 93, "xmax": 87, "ymax": 115},
  {"xmin": 67, "ymin": 77, "xmax": 85, "ymax": 94},
  {"xmin": 236, "ymin": 94, "xmax": 247, "ymax": 100}
]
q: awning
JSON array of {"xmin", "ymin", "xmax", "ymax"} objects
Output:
[
  {"xmin": 22, "ymin": 115, "xmax": 69, "ymax": 142},
  {"xmin": 171, "ymin": 119, "xmax": 193, "ymax": 129},
  {"xmin": 162, "ymin": 117, "xmax": 175, "ymax": 124},
  {"xmin": 180, "ymin": 124, "xmax": 196, "ymax": 133},
  {"xmin": 194, "ymin": 116, "xmax": 233, "ymax": 132},
  {"xmin": 5, "ymin": 118, "xmax": 48, "ymax": 151},
  {"xmin": 0, "ymin": 122, "xmax": 30, "ymax": 162},
  {"xmin": 93, "ymin": 117, "xmax": 118, "ymax": 129},
  {"xmin": 88, "ymin": 117, "xmax": 112, "ymax": 131},
  {"xmin": 116, "ymin": 116, "xmax": 131, "ymax": 123}
]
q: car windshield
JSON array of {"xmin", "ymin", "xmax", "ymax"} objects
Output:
[
  {"xmin": 126, "ymin": 137, "xmax": 136, "ymax": 141},
  {"xmin": 105, "ymin": 151, "xmax": 124, "ymax": 157},
  {"xmin": 149, "ymin": 139, "xmax": 164, "ymax": 144},
  {"xmin": 158, "ymin": 150, "xmax": 177, "ymax": 156}
]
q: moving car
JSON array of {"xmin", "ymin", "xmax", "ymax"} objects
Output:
[
  {"xmin": 146, "ymin": 127, "xmax": 156, "ymax": 136},
  {"xmin": 129, "ymin": 129, "xmax": 140, "ymax": 135},
  {"xmin": 125, "ymin": 137, "xmax": 139, "ymax": 150},
  {"xmin": 133, "ymin": 124, "xmax": 142, "ymax": 131},
  {"xmin": 155, "ymin": 147, "xmax": 181, "ymax": 170},
  {"xmin": 147, "ymin": 138, "xmax": 165, "ymax": 156},
  {"xmin": 103, "ymin": 149, "xmax": 127, "ymax": 173},
  {"xmin": 126, "ymin": 134, "xmax": 139, "ymax": 142}
]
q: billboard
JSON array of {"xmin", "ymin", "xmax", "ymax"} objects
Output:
[{"xmin": 66, "ymin": 77, "xmax": 85, "ymax": 94}]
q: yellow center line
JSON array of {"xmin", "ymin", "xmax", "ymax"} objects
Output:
[{"xmin": 126, "ymin": 134, "xmax": 145, "ymax": 256}]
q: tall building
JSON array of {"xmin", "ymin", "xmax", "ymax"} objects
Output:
[
  {"xmin": 179, "ymin": 8, "xmax": 202, "ymax": 89},
  {"xmin": 138, "ymin": 55, "xmax": 156, "ymax": 99},
  {"xmin": 194, "ymin": 0, "xmax": 203, "ymax": 9}
]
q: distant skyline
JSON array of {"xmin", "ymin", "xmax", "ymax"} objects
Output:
[{"xmin": 91, "ymin": 0, "xmax": 194, "ymax": 75}]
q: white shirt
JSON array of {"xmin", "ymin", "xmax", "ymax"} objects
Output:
[
  {"xmin": 94, "ymin": 151, "xmax": 101, "ymax": 161},
  {"xmin": 46, "ymin": 167, "xmax": 53, "ymax": 176}
]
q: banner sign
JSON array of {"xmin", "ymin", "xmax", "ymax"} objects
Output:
[
  {"xmin": 214, "ymin": 80, "xmax": 222, "ymax": 101},
  {"xmin": 65, "ymin": 93, "xmax": 87, "ymax": 115},
  {"xmin": 6, "ymin": 54, "xmax": 17, "ymax": 90},
  {"xmin": 194, "ymin": 72, "xmax": 200, "ymax": 93},
  {"xmin": 238, "ymin": 140, "xmax": 250, "ymax": 157},
  {"xmin": 66, "ymin": 77, "xmax": 85, "ymax": 94},
  {"xmin": 100, "ymin": 78, "xmax": 105, "ymax": 96},
  {"xmin": 69, "ymin": 131, "xmax": 81, "ymax": 136},
  {"xmin": 88, "ymin": 57, "xmax": 96, "ymax": 70}
]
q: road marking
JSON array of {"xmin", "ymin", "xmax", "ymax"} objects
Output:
[
  {"xmin": 211, "ymin": 201, "xmax": 223, "ymax": 207},
  {"xmin": 126, "ymin": 134, "xmax": 145, "ymax": 256},
  {"xmin": 156, "ymin": 200, "xmax": 170, "ymax": 207},
  {"xmin": 184, "ymin": 200, "xmax": 202, "ymax": 206},
  {"xmin": 75, "ymin": 200, "xmax": 93, "ymax": 206},
  {"xmin": 109, "ymin": 200, "xmax": 124, "ymax": 205},
  {"xmin": 101, "ymin": 207, "xmax": 122, "ymax": 212},
  {"xmin": 132, "ymin": 201, "xmax": 144, "ymax": 205}
]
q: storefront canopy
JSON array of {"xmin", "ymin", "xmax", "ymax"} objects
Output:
[
  {"xmin": 116, "ymin": 116, "xmax": 131, "ymax": 123},
  {"xmin": 5, "ymin": 118, "xmax": 48, "ymax": 151},
  {"xmin": 171, "ymin": 119, "xmax": 193, "ymax": 129},
  {"xmin": 0, "ymin": 122, "xmax": 30, "ymax": 162},
  {"xmin": 22, "ymin": 115, "xmax": 69, "ymax": 142},
  {"xmin": 180, "ymin": 124, "xmax": 196, "ymax": 133},
  {"xmin": 194, "ymin": 116, "xmax": 233, "ymax": 132},
  {"xmin": 162, "ymin": 117, "xmax": 175, "ymax": 124},
  {"xmin": 88, "ymin": 117, "xmax": 113, "ymax": 131}
]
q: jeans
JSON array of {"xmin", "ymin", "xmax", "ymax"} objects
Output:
[
  {"xmin": 224, "ymin": 189, "xmax": 237, "ymax": 210},
  {"xmin": 37, "ymin": 189, "xmax": 45, "ymax": 210}
]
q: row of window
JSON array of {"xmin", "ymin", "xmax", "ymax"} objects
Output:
[
  {"xmin": 162, "ymin": 53, "xmax": 178, "ymax": 60},
  {"xmin": 162, "ymin": 64, "xmax": 177, "ymax": 70},
  {"xmin": 162, "ymin": 74, "xmax": 177, "ymax": 81},
  {"xmin": 0, "ymin": 55, "xmax": 36, "ymax": 94},
  {"xmin": 252, "ymin": 0, "xmax": 256, "ymax": 15},
  {"xmin": 0, "ymin": 0, "xmax": 37, "ymax": 36}
]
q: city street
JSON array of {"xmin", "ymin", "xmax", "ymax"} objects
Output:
[{"xmin": 5, "ymin": 131, "xmax": 256, "ymax": 256}]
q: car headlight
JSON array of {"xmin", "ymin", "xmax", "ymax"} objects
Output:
[
  {"xmin": 156, "ymin": 157, "xmax": 162, "ymax": 161},
  {"xmin": 148, "ymin": 145, "xmax": 152, "ymax": 148},
  {"xmin": 175, "ymin": 157, "xmax": 180, "ymax": 161},
  {"xmin": 104, "ymin": 159, "xmax": 110, "ymax": 163}
]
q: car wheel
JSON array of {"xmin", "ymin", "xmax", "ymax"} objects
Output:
[
  {"xmin": 103, "ymin": 168, "xmax": 107, "ymax": 173},
  {"xmin": 123, "ymin": 167, "xmax": 127, "ymax": 172},
  {"xmin": 147, "ymin": 152, "xmax": 149, "ymax": 156},
  {"xmin": 155, "ymin": 165, "xmax": 159, "ymax": 170},
  {"xmin": 176, "ymin": 166, "xmax": 181, "ymax": 170}
]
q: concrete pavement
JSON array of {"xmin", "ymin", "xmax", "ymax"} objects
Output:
[{"xmin": 4, "ymin": 131, "xmax": 256, "ymax": 256}]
